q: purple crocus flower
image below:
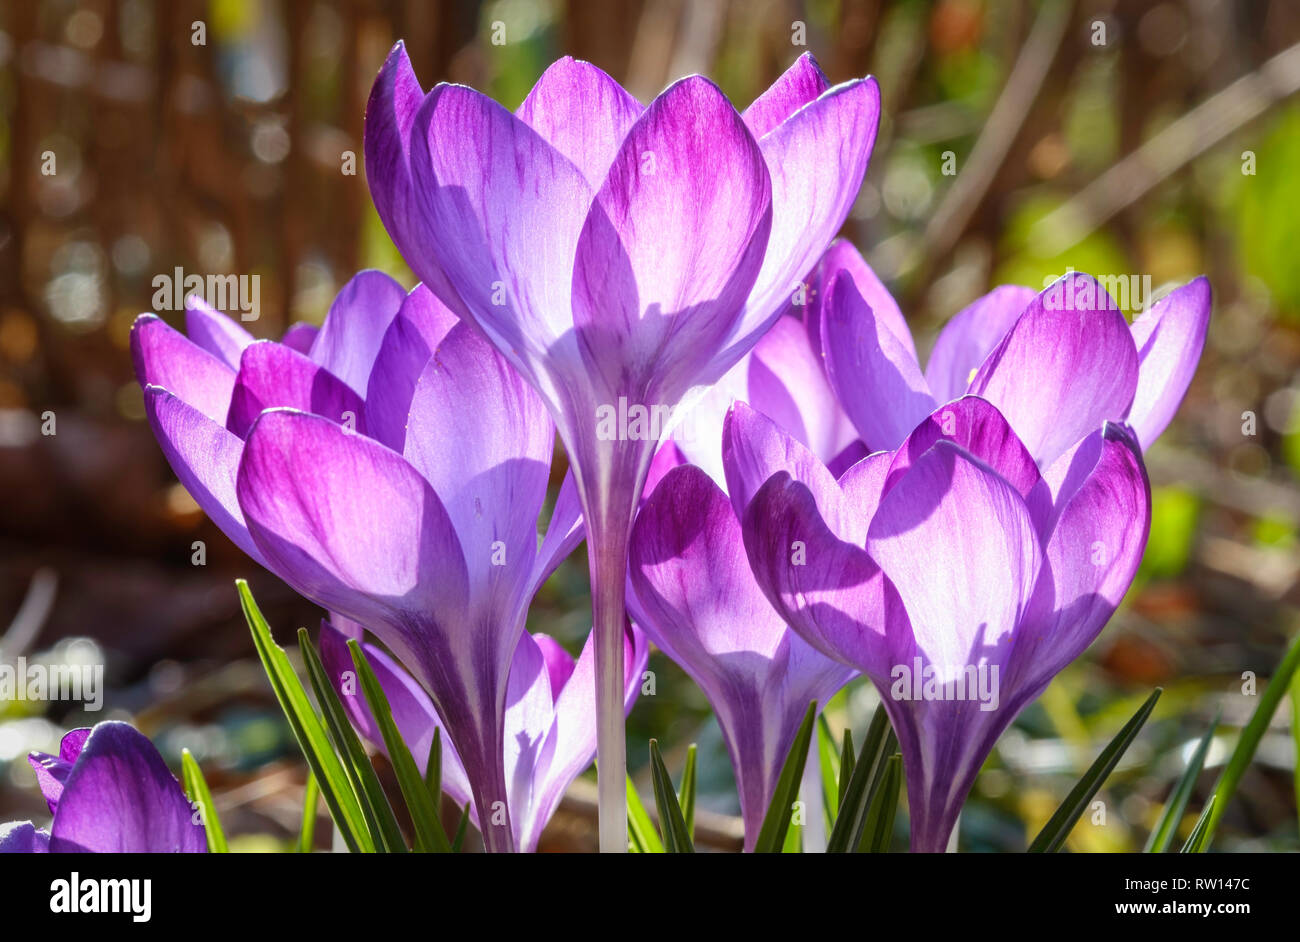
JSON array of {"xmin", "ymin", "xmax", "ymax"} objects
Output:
[
  {"xmin": 1, "ymin": 722, "xmax": 206, "ymax": 853},
  {"xmin": 365, "ymin": 45, "xmax": 880, "ymax": 848},
  {"xmin": 736, "ymin": 396, "xmax": 1151, "ymax": 852},
  {"xmin": 134, "ymin": 273, "xmax": 582, "ymax": 852},
  {"xmin": 319, "ymin": 619, "xmax": 647, "ymax": 852},
  {"xmin": 629, "ymin": 462, "xmax": 854, "ymax": 850},
  {"xmin": 800, "ymin": 243, "xmax": 1210, "ymax": 463}
]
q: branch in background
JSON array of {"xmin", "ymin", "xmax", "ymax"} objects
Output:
[{"xmin": 1030, "ymin": 39, "xmax": 1300, "ymax": 255}]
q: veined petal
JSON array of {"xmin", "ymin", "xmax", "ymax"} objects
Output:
[
  {"xmin": 185, "ymin": 296, "xmax": 254, "ymax": 370},
  {"xmin": 534, "ymin": 634, "xmax": 577, "ymax": 700},
  {"xmin": 572, "ymin": 74, "xmax": 772, "ymax": 402},
  {"xmin": 227, "ymin": 341, "xmax": 367, "ymax": 439},
  {"xmin": 1127, "ymin": 277, "xmax": 1211, "ymax": 449},
  {"xmin": 49, "ymin": 722, "xmax": 206, "ymax": 853},
  {"xmin": 807, "ymin": 239, "xmax": 914, "ymax": 361},
  {"xmin": 308, "ymin": 270, "xmax": 407, "ymax": 397},
  {"xmin": 822, "ymin": 270, "xmax": 935, "ymax": 452},
  {"xmin": 516, "ymin": 57, "xmax": 644, "ymax": 188},
  {"xmin": 403, "ymin": 323, "xmax": 554, "ymax": 613},
  {"xmin": 742, "ymin": 52, "xmax": 830, "ymax": 138},
  {"xmin": 716, "ymin": 78, "xmax": 882, "ymax": 374},
  {"xmin": 924, "ymin": 285, "xmax": 1036, "ymax": 403},
  {"xmin": 131, "ymin": 314, "xmax": 235, "ymax": 424},
  {"xmin": 531, "ymin": 469, "xmax": 585, "ymax": 596},
  {"xmin": 364, "ymin": 283, "xmax": 459, "ymax": 452},
  {"xmin": 410, "ymin": 81, "xmax": 593, "ymax": 380},
  {"xmin": 143, "ymin": 386, "xmax": 263, "ymax": 565},
  {"xmin": 237, "ymin": 409, "xmax": 469, "ymax": 689},
  {"xmin": 969, "ymin": 273, "xmax": 1139, "ymax": 467},
  {"xmin": 1010, "ymin": 424, "xmax": 1150, "ymax": 693},
  {"xmin": 867, "ymin": 440, "xmax": 1042, "ymax": 679}
]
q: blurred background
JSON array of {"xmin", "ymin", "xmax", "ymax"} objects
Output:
[{"xmin": 2, "ymin": 0, "xmax": 1299, "ymax": 851}]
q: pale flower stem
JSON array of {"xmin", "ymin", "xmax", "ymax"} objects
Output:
[{"xmin": 590, "ymin": 517, "xmax": 630, "ymax": 853}]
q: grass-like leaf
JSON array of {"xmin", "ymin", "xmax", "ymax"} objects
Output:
[
  {"xmin": 827, "ymin": 704, "xmax": 894, "ymax": 853},
  {"xmin": 1180, "ymin": 795, "xmax": 1216, "ymax": 853},
  {"xmin": 237, "ymin": 580, "xmax": 372, "ymax": 853},
  {"xmin": 298, "ymin": 773, "xmax": 319, "ymax": 853},
  {"xmin": 1028, "ymin": 687, "xmax": 1162, "ymax": 853},
  {"xmin": 181, "ymin": 749, "xmax": 227, "ymax": 853},
  {"xmin": 678, "ymin": 743, "xmax": 697, "ymax": 842},
  {"xmin": 347, "ymin": 639, "xmax": 452, "ymax": 853},
  {"xmin": 753, "ymin": 700, "xmax": 818, "ymax": 853},
  {"xmin": 451, "ymin": 802, "xmax": 471, "ymax": 853},
  {"xmin": 626, "ymin": 774, "xmax": 664, "ymax": 853},
  {"xmin": 1144, "ymin": 708, "xmax": 1220, "ymax": 853},
  {"xmin": 649, "ymin": 739, "xmax": 694, "ymax": 853},
  {"xmin": 818, "ymin": 715, "xmax": 842, "ymax": 827},
  {"xmin": 837, "ymin": 727, "xmax": 855, "ymax": 811},
  {"xmin": 859, "ymin": 754, "xmax": 901, "ymax": 853},
  {"xmin": 1203, "ymin": 628, "xmax": 1300, "ymax": 844},
  {"xmin": 298, "ymin": 628, "xmax": 406, "ymax": 853}
]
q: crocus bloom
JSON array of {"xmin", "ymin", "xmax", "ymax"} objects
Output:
[
  {"xmin": 320, "ymin": 619, "xmax": 647, "ymax": 852},
  {"xmin": 629, "ymin": 462, "xmax": 853, "ymax": 849},
  {"xmin": 736, "ymin": 395, "xmax": 1151, "ymax": 852},
  {"xmin": 134, "ymin": 274, "xmax": 581, "ymax": 852},
  {"xmin": 365, "ymin": 44, "xmax": 880, "ymax": 848},
  {"xmin": 0, "ymin": 722, "xmax": 206, "ymax": 853},
  {"xmin": 801, "ymin": 243, "xmax": 1210, "ymax": 463}
]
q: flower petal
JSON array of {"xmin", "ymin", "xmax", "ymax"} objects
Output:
[
  {"xmin": 237, "ymin": 408, "xmax": 469, "ymax": 689},
  {"xmin": 403, "ymin": 323, "xmax": 554, "ymax": 611},
  {"xmin": 1127, "ymin": 277, "xmax": 1211, "ymax": 449},
  {"xmin": 822, "ymin": 269, "xmax": 935, "ymax": 452},
  {"xmin": 131, "ymin": 314, "xmax": 235, "ymax": 424},
  {"xmin": 308, "ymin": 270, "xmax": 407, "ymax": 397},
  {"xmin": 227, "ymin": 341, "xmax": 367, "ymax": 439},
  {"xmin": 968, "ymin": 273, "xmax": 1139, "ymax": 467},
  {"xmin": 515, "ymin": 57, "xmax": 644, "ymax": 188},
  {"xmin": 1010, "ymin": 424, "xmax": 1150, "ymax": 693},
  {"xmin": 143, "ymin": 386, "xmax": 263, "ymax": 564},
  {"xmin": 364, "ymin": 283, "xmax": 460, "ymax": 452},
  {"xmin": 281, "ymin": 322, "xmax": 319, "ymax": 354},
  {"xmin": 923, "ymin": 285, "xmax": 1036, "ymax": 403},
  {"xmin": 0, "ymin": 821, "xmax": 50, "ymax": 853},
  {"xmin": 49, "ymin": 722, "xmax": 207, "ymax": 853},
  {"xmin": 807, "ymin": 239, "xmax": 914, "ymax": 362},
  {"xmin": 571, "ymin": 75, "xmax": 772, "ymax": 402},
  {"xmin": 741, "ymin": 52, "xmax": 830, "ymax": 138},
  {"xmin": 184, "ymin": 296, "xmax": 254, "ymax": 370},
  {"xmin": 27, "ymin": 728, "xmax": 89, "ymax": 815},
  {"xmin": 716, "ymin": 78, "xmax": 882, "ymax": 374}
]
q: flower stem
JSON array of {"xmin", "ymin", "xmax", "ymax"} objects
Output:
[{"xmin": 590, "ymin": 518, "xmax": 631, "ymax": 853}]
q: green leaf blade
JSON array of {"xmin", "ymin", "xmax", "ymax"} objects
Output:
[
  {"xmin": 181, "ymin": 750, "xmax": 228, "ymax": 853},
  {"xmin": 754, "ymin": 700, "xmax": 818, "ymax": 854}
]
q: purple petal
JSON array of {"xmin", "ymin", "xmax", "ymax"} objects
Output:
[
  {"xmin": 924, "ymin": 285, "xmax": 1036, "ymax": 403},
  {"xmin": 318, "ymin": 621, "xmax": 471, "ymax": 805},
  {"xmin": 822, "ymin": 270, "xmax": 935, "ymax": 452},
  {"xmin": 533, "ymin": 634, "xmax": 577, "ymax": 699},
  {"xmin": 721, "ymin": 402, "xmax": 846, "ymax": 538},
  {"xmin": 409, "ymin": 81, "xmax": 593, "ymax": 378},
  {"xmin": 227, "ymin": 341, "xmax": 367, "ymax": 439},
  {"xmin": 741, "ymin": 470, "xmax": 893, "ymax": 673},
  {"xmin": 307, "ymin": 270, "xmax": 407, "ymax": 397},
  {"xmin": 742, "ymin": 52, "xmax": 830, "ymax": 138},
  {"xmin": 532, "ymin": 469, "xmax": 585, "ymax": 596},
  {"xmin": 142, "ymin": 386, "xmax": 264, "ymax": 564},
  {"xmin": 571, "ymin": 75, "xmax": 772, "ymax": 402},
  {"xmin": 281, "ymin": 322, "xmax": 319, "ymax": 354},
  {"xmin": 807, "ymin": 239, "xmax": 914, "ymax": 362},
  {"xmin": 516, "ymin": 57, "xmax": 644, "ymax": 188},
  {"xmin": 403, "ymin": 323, "xmax": 554, "ymax": 611},
  {"xmin": 185, "ymin": 296, "xmax": 254, "ymax": 370},
  {"xmin": 0, "ymin": 822, "xmax": 50, "ymax": 853},
  {"xmin": 27, "ymin": 729, "xmax": 89, "ymax": 815},
  {"xmin": 237, "ymin": 409, "xmax": 469, "ymax": 688},
  {"xmin": 968, "ymin": 273, "xmax": 1139, "ymax": 467},
  {"xmin": 131, "ymin": 314, "xmax": 235, "ymax": 424},
  {"xmin": 364, "ymin": 283, "xmax": 460, "ymax": 451},
  {"xmin": 716, "ymin": 79, "xmax": 883, "ymax": 374},
  {"xmin": 1010, "ymin": 425, "xmax": 1151, "ymax": 693},
  {"xmin": 1127, "ymin": 277, "xmax": 1211, "ymax": 449},
  {"xmin": 49, "ymin": 722, "xmax": 206, "ymax": 853}
]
